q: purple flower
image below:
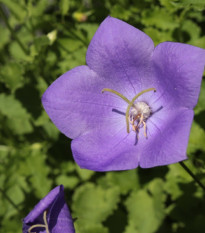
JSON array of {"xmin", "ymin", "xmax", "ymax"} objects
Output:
[
  {"xmin": 42, "ymin": 17, "xmax": 205, "ymax": 171},
  {"xmin": 23, "ymin": 185, "xmax": 75, "ymax": 233}
]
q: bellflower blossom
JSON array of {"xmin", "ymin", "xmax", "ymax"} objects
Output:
[
  {"xmin": 23, "ymin": 185, "xmax": 75, "ymax": 233},
  {"xmin": 42, "ymin": 17, "xmax": 205, "ymax": 171}
]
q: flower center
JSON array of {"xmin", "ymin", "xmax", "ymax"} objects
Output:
[
  {"xmin": 129, "ymin": 102, "xmax": 151, "ymax": 138},
  {"xmin": 102, "ymin": 88, "xmax": 156, "ymax": 138}
]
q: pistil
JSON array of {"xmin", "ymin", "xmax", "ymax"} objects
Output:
[{"xmin": 102, "ymin": 88, "xmax": 156, "ymax": 137}]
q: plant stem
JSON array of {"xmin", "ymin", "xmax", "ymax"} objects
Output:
[
  {"xmin": 0, "ymin": 4, "xmax": 29, "ymax": 54},
  {"xmin": 179, "ymin": 161, "xmax": 205, "ymax": 191}
]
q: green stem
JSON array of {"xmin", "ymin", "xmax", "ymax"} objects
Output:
[
  {"xmin": 0, "ymin": 4, "xmax": 29, "ymax": 54},
  {"xmin": 179, "ymin": 161, "xmax": 205, "ymax": 191}
]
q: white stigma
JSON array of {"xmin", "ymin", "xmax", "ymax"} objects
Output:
[
  {"xmin": 130, "ymin": 102, "xmax": 151, "ymax": 120},
  {"xmin": 129, "ymin": 102, "xmax": 151, "ymax": 137}
]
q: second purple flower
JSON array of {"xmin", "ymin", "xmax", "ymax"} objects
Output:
[{"xmin": 23, "ymin": 185, "xmax": 75, "ymax": 233}]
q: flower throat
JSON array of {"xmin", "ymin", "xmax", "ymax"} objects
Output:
[{"xmin": 102, "ymin": 88, "xmax": 156, "ymax": 138}]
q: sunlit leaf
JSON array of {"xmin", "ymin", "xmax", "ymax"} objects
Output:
[
  {"xmin": 0, "ymin": 94, "xmax": 33, "ymax": 135},
  {"xmin": 59, "ymin": 0, "xmax": 70, "ymax": 16},
  {"xmin": 125, "ymin": 186, "xmax": 165, "ymax": 233},
  {"xmin": 188, "ymin": 121, "xmax": 205, "ymax": 154},
  {"xmin": 142, "ymin": 7, "xmax": 178, "ymax": 30},
  {"xmin": 74, "ymin": 220, "xmax": 109, "ymax": 233},
  {"xmin": 0, "ymin": 24, "xmax": 10, "ymax": 50},
  {"xmin": 0, "ymin": 62, "xmax": 24, "ymax": 92},
  {"xmin": 19, "ymin": 145, "xmax": 52, "ymax": 198},
  {"xmin": 72, "ymin": 183, "xmax": 120, "ymax": 223},
  {"xmin": 1, "ymin": 0, "xmax": 27, "ymax": 22},
  {"xmin": 76, "ymin": 165, "xmax": 95, "ymax": 181},
  {"xmin": 98, "ymin": 170, "xmax": 140, "ymax": 195},
  {"xmin": 56, "ymin": 175, "xmax": 79, "ymax": 189}
]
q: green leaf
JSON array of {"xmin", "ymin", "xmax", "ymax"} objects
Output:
[
  {"xmin": 181, "ymin": 20, "xmax": 201, "ymax": 41},
  {"xmin": 0, "ymin": 62, "xmax": 24, "ymax": 92},
  {"xmin": 167, "ymin": 162, "xmax": 194, "ymax": 181},
  {"xmin": 33, "ymin": 35, "xmax": 50, "ymax": 54},
  {"xmin": 110, "ymin": 5, "xmax": 132, "ymax": 21},
  {"xmin": 78, "ymin": 23, "xmax": 99, "ymax": 41},
  {"xmin": 6, "ymin": 184, "xmax": 24, "ymax": 208},
  {"xmin": 36, "ymin": 77, "xmax": 48, "ymax": 96},
  {"xmin": 56, "ymin": 175, "xmax": 79, "ymax": 189},
  {"xmin": 58, "ymin": 38, "xmax": 82, "ymax": 53},
  {"xmin": 76, "ymin": 165, "xmax": 95, "ymax": 181},
  {"xmin": 167, "ymin": 176, "xmax": 205, "ymax": 233},
  {"xmin": 59, "ymin": 161, "xmax": 76, "ymax": 174},
  {"xmin": 0, "ymin": 145, "xmax": 10, "ymax": 161},
  {"xmin": 194, "ymin": 79, "xmax": 205, "ymax": 114},
  {"xmin": 74, "ymin": 221, "xmax": 109, "ymax": 233},
  {"xmin": 26, "ymin": 0, "xmax": 48, "ymax": 17},
  {"xmin": 9, "ymin": 42, "xmax": 31, "ymax": 62},
  {"xmin": 0, "ymin": 217, "xmax": 22, "ymax": 233},
  {"xmin": 59, "ymin": 0, "xmax": 70, "ymax": 16},
  {"xmin": 0, "ymin": 94, "xmax": 33, "ymax": 135},
  {"xmin": 35, "ymin": 112, "xmax": 59, "ymax": 140},
  {"xmin": 188, "ymin": 121, "xmax": 205, "ymax": 154},
  {"xmin": 125, "ymin": 186, "xmax": 165, "ymax": 233},
  {"xmin": 164, "ymin": 163, "xmax": 196, "ymax": 200},
  {"xmin": 0, "ymin": 24, "xmax": 10, "ymax": 50},
  {"xmin": 148, "ymin": 178, "xmax": 166, "ymax": 216},
  {"xmin": 159, "ymin": 0, "xmax": 183, "ymax": 12},
  {"xmin": 19, "ymin": 145, "xmax": 52, "ymax": 198},
  {"xmin": 72, "ymin": 183, "xmax": 120, "ymax": 224},
  {"xmin": 181, "ymin": 0, "xmax": 205, "ymax": 7},
  {"xmin": 98, "ymin": 170, "xmax": 140, "ymax": 195},
  {"xmin": 58, "ymin": 46, "xmax": 87, "ymax": 72},
  {"xmin": 142, "ymin": 7, "xmax": 178, "ymax": 30},
  {"xmin": 57, "ymin": 37, "xmax": 86, "ymax": 72},
  {"xmin": 1, "ymin": 0, "xmax": 27, "ymax": 22},
  {"xmin": 191, "ymin": 36, "xmax": 205, "ymax": 49},
  {"xmin": 144, "ymin": 27, "xmax": 172, "ymax": 45}
]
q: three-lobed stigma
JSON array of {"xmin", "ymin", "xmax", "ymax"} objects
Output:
[{"xmin": 102, "ymin": 88, "xmax": 156, "ymax": 138}]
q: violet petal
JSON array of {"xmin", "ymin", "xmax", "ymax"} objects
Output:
[
  {"xmin": 23, "ymin": 185, "xmax": 75, "ymax": 233},
  {"xmin": 42, "ymin": 65, "xmax": 127, "ymax": 139},
  {"xmin": 86, "ymin": 16, "xmax": 155, "ymax": 99},
  {"xmin": 152, "ymin": 42, "xmax": 205, "ymax": 109}
]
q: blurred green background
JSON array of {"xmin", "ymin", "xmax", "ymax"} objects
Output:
[{"xmin": 0, "ymin": 0, "xmax": 205, "ymax": 233}]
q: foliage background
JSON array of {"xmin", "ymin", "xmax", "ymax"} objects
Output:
[{"xmin": 0, "ymin": 0, "xmax": 205, "ymax": 232}]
